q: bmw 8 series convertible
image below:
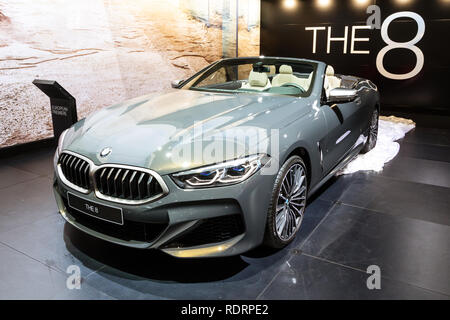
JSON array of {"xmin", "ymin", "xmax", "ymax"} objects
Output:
[{"xmin": 53, "ymin": 57, "xmax": 379, "ymax": 258}]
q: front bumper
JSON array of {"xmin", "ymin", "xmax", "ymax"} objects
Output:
[{"xmin": 53, "ymin": 154, "xmax": 276, "ymax": 258}]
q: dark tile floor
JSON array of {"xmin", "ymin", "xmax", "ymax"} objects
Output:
[{"xmin": 0, "ymin": 118, "xmax": 449, "ymax": 299}]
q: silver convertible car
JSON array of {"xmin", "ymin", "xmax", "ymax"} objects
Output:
[{"xmin": 53, "ymin": 57, "xmax": 379, "ymax": 258}]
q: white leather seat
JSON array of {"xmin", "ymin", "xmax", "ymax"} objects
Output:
[
  {"xmin": 272, "ymin": 64, "xmax": 311, "ymax": 91},
  {"xmin": 324, "ymin": 65, "xmax": 342, "ymax": 97},
  {"xmin": 241, "ymin": 70, "xmax": 271, "ymax": 91}
]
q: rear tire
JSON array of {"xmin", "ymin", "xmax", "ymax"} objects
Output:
[
  {"xmin": 264, "ymin": 155, "xmax": 308, "ymax": 249},
  {"xmin": 361, "ymin": 108, "xmax": 379, "ymax": 154}
]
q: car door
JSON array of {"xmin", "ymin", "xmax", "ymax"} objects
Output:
[{"xmin": 320, "ymin": 96, "xmax": 362, "ymax": 174}]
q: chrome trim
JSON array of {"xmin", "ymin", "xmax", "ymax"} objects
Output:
[
  {"xmin": 327, "ymin": 88, "xmax": 358, "ymax": 103},
  {"xmin": 100, "ymin": 147, "xmax": 112, "ymax": 157},
  {"xmin": 93, "ymin": 164, "xmax": 169, "ymax": 205},
  {"xmin": 171, "ymin": 79, "xmax": 183, "ymax": 88},
  {"xmin": 56, "ymin": 150, "xmax": 93, "ymax": 194},
  {"xmin": 57, "ymin": 150, "xmax": 169, "ymax": 205},
  {"xmin": 57, "ymin": 129, "xmax": 68, "ymax": 155},
  {"xmin": 336, "ymin": 130, "xmax": 351, "ymax": 144}
]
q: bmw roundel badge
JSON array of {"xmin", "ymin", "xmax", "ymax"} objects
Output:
[{"xmin": 100, "ymin": 147, "xmax": 112, "ymax": 157}]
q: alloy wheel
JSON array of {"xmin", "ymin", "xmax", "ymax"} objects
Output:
[
  {"xmin": 275, "ymin": 163, "xmax": 307, "ymax": 241},
  {"xmin": 368, "ymin": 109, "xmax": 379, "ymax": 149}
]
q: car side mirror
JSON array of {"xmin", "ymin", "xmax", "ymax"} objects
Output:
[
  {"xmin": 171, "ymin": 79, "xmax": 183, "ymax": 88},
  {"xmin": 327, "ymin": 88, "xmax": 358, "ymax": 104}
]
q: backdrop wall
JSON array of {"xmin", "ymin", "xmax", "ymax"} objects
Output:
[
  {"xmin": 0, "ymin": 0, "xmax": 260, "ymax": 148},
  {"xmin": 261, "ymin": 0, "xmax": 450, "ymax": 113}
]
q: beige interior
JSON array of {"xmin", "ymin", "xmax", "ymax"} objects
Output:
[
  {"xmin": 272, "ymin": 64, "xmax": 312, "ymax": 90},
  {"xmin": 324, "ymin": 65, "xmax": 342, "ymax": 97},
  {"xmin": 241, "ymin": 70, "xmax": 272, "ymax": 91},
  {"xmin": 264, "ymin": 65, "xmax": 276, "ymax": 76}
]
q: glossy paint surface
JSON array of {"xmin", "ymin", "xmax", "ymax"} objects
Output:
[{"xmin": 55, "ymin": 58, "xmax": 379, "ymax": 257}]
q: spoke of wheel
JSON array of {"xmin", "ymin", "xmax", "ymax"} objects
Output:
[
  {"xmin": 276, "ymin": 206, "xmax": 286, "ymax": 221},
  {"xmin": 276, "ymin": 207, "xmax": 287, "ymax": 235},
  {"xmin": 286, "ymin": 209, "xmax": 293, "ymax": 235},
  {"xmin": 283, "ymin": 212, "xmax": 289, "ymax": 238},
  {"xmin": 276, "ymin": 211, "xmax": 282, "ymax": 227},
  {"xmin": 285, "ymin": 210, "xmax": 292, "ymax": 238},
  {"xmin": 276, "ymin": 203, "xmax": 284, "ymax": 213},
  {"xmin": 290, "ymin": 204, "xmax": 303, "ymax": 218},
  {"xmin": 291, "ymin": 175, "xmax": 305, "ymax": 195},
  {"xmin": 281, "ymin": 180, "xmax": 289, "ymax": 196},
  {"xmin": 290, "ymin": 199, "xmax": 305, "ymax": 207},
  {"xmin": 292, "ymin": 166, "xmax": 302, "ymax": 195},
  {"xmin": 283, "ymin": 172, "xmax": 291, "ymax": 192},
  {"xmin": 291, "ymin": 186, "xmax": 306, "ymax": 199},
  {"xmin": 288, "ymin": 170, "xmax": 295, "ymax": 192},
  {"xmin": 290, "ymin": 209, "xmax": 298, "ymax": 233}
]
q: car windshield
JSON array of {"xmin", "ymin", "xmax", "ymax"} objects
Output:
[{"xmin": 180, "ymin": 58, "xmax": 316, "ymax": 97}]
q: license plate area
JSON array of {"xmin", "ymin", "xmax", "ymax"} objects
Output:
[{"xmin": 67, "ymin": 192, "xmax": 123, "ymax": 225}]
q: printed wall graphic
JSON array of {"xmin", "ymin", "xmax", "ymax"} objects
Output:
[
  {"xmin": 261, "ymin": 0, "xmax": 450, "ymax": 112},
  {"xmin": 0, "ymin": 0, "xmax": 260, "ymax": 148}
]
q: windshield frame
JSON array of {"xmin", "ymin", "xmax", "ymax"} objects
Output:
[{"xmin": 178, "ymin": 57, "xmax": 318, "ymax": 98}]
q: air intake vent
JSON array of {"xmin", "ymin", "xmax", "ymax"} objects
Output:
[
  {"xmin": 95, "ymin": 166, "xmax": 164, "ymax": 201},
  {"xmin": 58, "ymin": 153, "xmax": 91, "ymax": 190},
  {"xmin": 166, "ymin": 214, "xmax": 245, "ymax": 248}
]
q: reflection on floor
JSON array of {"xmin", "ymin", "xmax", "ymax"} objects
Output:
[
  {"xmin": 339, "ymin": 116, "xmax": 415, "ymax": 175},
  {"xmin": 0, "ymin": 113, "xmax": 449, "ymax": 299}
]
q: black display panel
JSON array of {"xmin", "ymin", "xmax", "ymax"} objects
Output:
[
  {"xmin": 32, "ymin": 79, "xmax": 77, "ymax": 140},
  {"xmin": 261, "ymin": 0, "xmax": 450, "ymax": 112}
]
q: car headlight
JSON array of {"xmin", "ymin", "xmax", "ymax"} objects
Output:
[{"xmin": 171, "ymin": 154, "xmax": 270, "ymax": 188}]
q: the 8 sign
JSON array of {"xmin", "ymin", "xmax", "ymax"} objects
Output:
[
  {"xmin": 305, "ymin": 9, "xmax": 425, "ymax": 80},
  {"xmin": 376, "ymin": 11, "xmax": 425, "ymax": 80}
]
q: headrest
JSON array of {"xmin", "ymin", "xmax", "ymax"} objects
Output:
[
  {"xmin": 279, "ymin": 64, "xmax": 293, "ymax": 74},
  {"xmin": 265, "ymin": 65, "xmax": 276, "ymax": 74},
  {"xmin": 326, "ymin": 65, "xmax": 334, "ymax": 76},
  {"xmin": 248, "ymin": 70, "xmax": 268, "ymax": 87}
]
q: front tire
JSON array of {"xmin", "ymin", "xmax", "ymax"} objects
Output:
[
  {"xmin": 264, "ymin": 155, "xmax": 308, "ymax": 249},
  {"xmin": 361, "ymin": 108, "xmax": 379, "ymax": 154}
]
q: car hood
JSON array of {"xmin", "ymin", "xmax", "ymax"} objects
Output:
[{"xmin": 64, "ymin": 89, "xmax": 312, "ymax": 175}]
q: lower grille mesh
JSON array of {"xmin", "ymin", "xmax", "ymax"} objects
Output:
[{"xmin": 167, "ymin": 214, "xmax": 245, "ymax": 248}]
